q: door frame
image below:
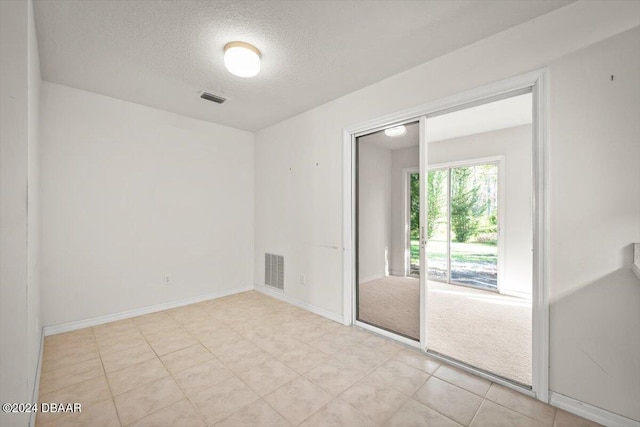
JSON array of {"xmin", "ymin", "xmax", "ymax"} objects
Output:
[{"xmin": 342, "ymin": 69, "xmax": 549, "ymax": 402}]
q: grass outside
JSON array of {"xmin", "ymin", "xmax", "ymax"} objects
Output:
[{"xmin": 410, "ymin": 240, "xmax": 497, "ymax": 265}]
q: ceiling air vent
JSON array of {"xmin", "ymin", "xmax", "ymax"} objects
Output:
[
  {"xmin": 200, "ymin": 91, "xmax": 226, "ymax": 104},
  {"xmin": 265, "ymin": 253, "xmax": 284, "ymax": 290}
]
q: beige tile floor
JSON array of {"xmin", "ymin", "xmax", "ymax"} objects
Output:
[{"xmin": 36, "ymin": 291, "xmax": 601, "ymax": 427}]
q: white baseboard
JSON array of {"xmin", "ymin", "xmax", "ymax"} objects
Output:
[
  {"xmin": 43, "ymin": 285, "xmax": 254, "ymax": 336},
  {"xmin": 29, "ymin": 329, "xmax": 44, "ymax": 427},
  {"xmin": 550, "ymin": 392, "xmax": 640, "ymax": 427},
  {"xmin": 499, "ymin": 288, "xmax": 532, "ymax": 299},
  {"xmin": 253, "ymin": 284, "xmax": 344, "ymax": 324},
  {"xmin": 358, "ymin": 273, "xmax": 384, "ymax": 284}
]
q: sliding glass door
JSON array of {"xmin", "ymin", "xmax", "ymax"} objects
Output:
[
  {"xmin": 426, "ymin": 163, "xmax": 500, "ymax": 291},
  {"xmin": 425, "ymin": 91, "xmax": 533, "ymax": 386},
  {"xmin": 353, "ymin": 88, "xmax": 536, "ymax": 388},
  {"xmin": 356, "ymin": 121, "xmax": 421, "ymax": 341}
]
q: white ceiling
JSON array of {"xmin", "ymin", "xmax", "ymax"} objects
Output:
[
  {"xmin": 361, "ymin": 93, "xmax": 532, "ymax": 150},
  {"xmin": 34, "ymin": 1, "xmax": 572, "ymax": 131}
]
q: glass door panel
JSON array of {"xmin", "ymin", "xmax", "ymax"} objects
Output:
[
  {"xmin": 449, "ymin": 164, "xmax": 498, "ymax": 290},
  {"xmin": 426, "ymin": 169, "xmax": 449, "ymax": 282},
  {"xmin": 356, "ymin": 122, "xmax": 420, "ymax": 341}
]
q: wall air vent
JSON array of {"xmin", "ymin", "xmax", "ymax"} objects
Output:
[
  {"xmin": 265, "ymin": 253, "xmax": 284, "ymax": 290},
  {"xmin": 200, "ymin": 91, "xmax": 227, "ymax": 104}
]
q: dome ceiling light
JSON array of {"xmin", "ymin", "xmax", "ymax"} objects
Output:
[
  {"xmin": 384, "ymin": 125, "xmax": 407, "ymax": 137},
  {"xmin": 223, "ymin": 41, "xmax": 261, "ymax": 78}
]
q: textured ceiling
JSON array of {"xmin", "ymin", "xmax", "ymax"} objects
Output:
[{"xmin": 34, "ymin": 0, "xmax": 573, "ymax": 131}]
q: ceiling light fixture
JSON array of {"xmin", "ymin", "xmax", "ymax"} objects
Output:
[
  {"xmin": 384, "ymin": 125, "xmax": 407, "ymax": 137},
  {"xmin": 223, "ymin": 41, "xmax": 261, "ymax": 78}
]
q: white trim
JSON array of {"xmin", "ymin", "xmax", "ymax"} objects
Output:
[
  {"xmin": 43, "ymin": 285, "xmax": 254, "ymax": 336},
  {"xmin": 532, "ymin": 69, "xmax": 550, "ymax": 403},
  {"xmin": 500, "ymin": 288, "xmax": 532, "ymax": 300},
  {"xmin": 418, "ymin": 116, "xmax": 427, "ymax": 348},
  {"xmin": 342, "ymin": 69, "xmax": 549, "ymax": 402},
  {"xmin": 345, "ymin": 70, "xmax": 545, "ymax": 136},
  {"xmin": 254, "ymin": 284, "xmax": 344, "ymax": 324},
  {"xmin": 550, "ymin": 392, "xmax": 640, "ymax": 427},
  {"xmin": 28, "ymin": 328, "xmax": 44, "ymax": 427},
  {"xmin": 355, "ymin": 320, "xmax": 421, "ymax": 348},
  {"xmin": 343, "ymin": 130, "xmax": 355, "ymax": 326}
]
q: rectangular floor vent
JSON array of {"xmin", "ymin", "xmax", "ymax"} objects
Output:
[{"xmin": 265, "ymin": 253, "xmax": 284, "ymax": 290}]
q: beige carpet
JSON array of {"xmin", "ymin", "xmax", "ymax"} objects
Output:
[{"xmin": 358, "ymin": 276, "xmax": 531, "ymax": 385}]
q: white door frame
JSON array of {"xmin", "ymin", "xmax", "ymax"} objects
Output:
[{"xmin": 342, "ymin": 69, "xmax": 549, "ymax": 402}]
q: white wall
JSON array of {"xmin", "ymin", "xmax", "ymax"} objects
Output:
[
  {"xmin": 253, "ymin": 1, "xmax": 640, "ymax": 420},
  {"xmin": 0, "ymin": 0, "xmax": 41, "ymax": 425},
  {"xmin": 40, "ymin": 82, "xmax": 254, "ymax": 327},
  {"xmin": 357, "ymin": 142, "xmax": 391, "ymax": 282},
  {"xmin": 548, "ymin": 28, "xmax": 640, "ymax": 421}
]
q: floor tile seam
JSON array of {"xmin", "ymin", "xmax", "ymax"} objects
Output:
[
  {"xmin": 105, "ymin": 361, "xmax": 174, "ymax": 397},
  {"xmin": 140, "ymin": 324, "xmax": 199, "ymax": 346},
  {"xmin": 234, "ymin": 358, "xmax": 301, "ymax": 397},
  {"xmin": 333, "ymin": 380, "xmax": 407, "ymax": 427},
  {"xmin": 96, "ymin": 350, "xmax": 125, "ymax": 427},
  {"xmin": 483, "ymin": 397, "xmax": 555, "ymax": 426},
  {"xmin": 428, "ymin": 374, "xmax": 493, "ymax": 400},
  {"xmin": 198, "ymin": 371, "xmax": 265, "ymax": 424},
  {"xmin": 416, "ymin": 395, "xmax": 479, "ymax": 427},
  {"xmin": 373, "ymin": 370, "xmax": 431, "ymax": 398},
  {"xmin": 37, "ymin": 360, "xmax": 105, "ymax": 395},
  {"xmin": 159, "ymin": 343, "xmax": 219, "ymax": 374},
  {"xmin": 294, "ymin": 397, "xmax": 376, "ymax": 427},
  {"xmin": 37, "ymin": 373, "xmax": 106, "ymax": 401},
  {"xmin": 301, "ymin": 363, "xmax": 368, "ymax": 396},
  {"xmin": 39, "ymin": 351, "xmax": 100, "ymax": 376},
  {"xmin": 35, "ymin": 396, "xmax": 117, "ymax": 427},
  {"xmin": 261, "ymin": 376, "xmax": 330, "ymax": 427},
  {"xmin": 388, "ymin": 356, "xmax": 437, "ymax": 376},
  {"xmin": 166, "ymin": 329, "xmax": 276, "ymax": 422},
  {"xmin": 100, "ymin": 328, "xmax": 186, "ymax": 402},
  {"xmin": 123, "ymin": 396, "xmax": 205, "ymax": 427},
  {"xmin": 113, "ymin": 369, "xmax": 199, "ymax": 427}
]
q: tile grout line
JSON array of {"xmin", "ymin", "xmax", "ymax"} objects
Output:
[{"xmin": 92, "ymin": 326, "xmax": 126, "ymax": 427}]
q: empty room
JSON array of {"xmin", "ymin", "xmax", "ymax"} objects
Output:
[{"xmin": 1, "ymin": 1, "xmax": 639, "ymax": 427}]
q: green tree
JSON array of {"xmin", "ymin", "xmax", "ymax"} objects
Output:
[
  {"xmin": 410, "ymin": 171, "xmax": 446, "ymax": 240},
  {"xmin": 410, "ymin": 173, "xmax": 420, "ymax": 240},
  {"xmin": 427, "ymin": 170, "xmax": 446, "ymax": 239},
  {"xmin": 450, "ymin": 167, "xmax": 481, "ymax": 242}
]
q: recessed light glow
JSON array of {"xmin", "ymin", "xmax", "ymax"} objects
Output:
[
  {"xmin": 224, "ymin": 41, "xmax": 261, "ymax": 78},
  {"xmin": 384, "ymin": 125, "xmax": 407, "ymax": 137}
]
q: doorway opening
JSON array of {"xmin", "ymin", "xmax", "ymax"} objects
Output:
[
  {"xmin": 409, "ymin": 161, "xmax": 502, "ymax": 292},
  {"xmin": 346, "ymin": 71, "xmax": 548, "ymax": 399}
]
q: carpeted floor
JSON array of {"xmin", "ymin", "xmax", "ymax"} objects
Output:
[{"xmin": 358, "ymin": 276, "xmax": 531, "ymax": 385}]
